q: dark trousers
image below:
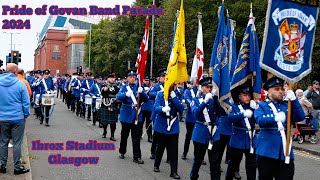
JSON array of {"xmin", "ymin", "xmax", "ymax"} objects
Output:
[
  {"xmin": 226, "ymin": 147, "xmax": 256, "ymax": 180},
  {"xmin": 40, "ymin": 105, "xmax": 51, "ymax": 124},
  {"xmin": 35, "ymin": 107, "xmax": 41, "ymax": 118},
  {"xmin": 59, "ymin": 88, "xmax": 63, "ymax": 98},
  {"xmin": 75, "ymin": 97, "xmax": 81, "ymax": 114},
  {"xmin": 218, "ymin": 134, "xmax": 232, "ymax": 164},
  {"xmin": 66, "ymin": 91, "xmax": 72, "ymax": 108},
  {"xmin": 119, "ymin": 122, "xmax": 142, "ymax": 159},
  {"xmin": 257, "ymin": 155, "xmax": 294, "ymax": 180},
  {"xmin": 93, "ymin": 110, "xmax": 97, "ymax": 125},
  {"xmin": 56, "ymin": 88, "xmax": 60, "ymax": 98},
  {"xmin": 70, "ymin": 94, "xmax": 75, "ymax": 112},
  {"xmin": 151, "ymin": 131, "xmax": 159, "ymax": 155},
  {"xmin": 183, "ymin": 122, "xmax": 195, "ymax": 156},
  {"xmin": 190, "ymin": 141, "xmax": 221, "ymax": 180},
  {"xmin": 142, "ymin": 110, "xmax": 152, "ymax": 137},
  {"xmin": 103, "ymin": 124, "xmax": 116, "ymax": 137},
  {"xmin": 86, "ymin": 105, "xmax": 92, "ymax": 119},
  {"xmin": 62, "ymin": 90, "xmax": 66, "ymax": 102},
  {"xmin": 154, "ymin": 133, "xmax": 179, "ymax": 175}
]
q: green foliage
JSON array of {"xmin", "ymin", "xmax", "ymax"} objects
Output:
[{"xmin": 84, "ymin": 0, "xmax": 319, "ymax": 85}]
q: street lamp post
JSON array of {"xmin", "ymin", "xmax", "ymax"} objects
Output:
[
  {"xmin": 150, "ymin": 0, "xmax": 155, "ymax": 78},
  {"xmin": 89, "ymin": 24, "xmax": 92, "ymax": 70},
  {"xmin": 3, "ymin": 32, "xmax": 20, "ymax": 63}
]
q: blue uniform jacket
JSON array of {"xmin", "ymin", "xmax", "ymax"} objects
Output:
[
  {"xmin": 64, "ymin": 79, "xmax": 70, "ymax": 92},
  {"xmin": 80, "ymin": 78, "xmax": 94, "ymax": 100},
  {"xmin": 184, "ymin": 87, "xmax": 197, "ymax": 123},
  {"xmin": 116, "ymin": 83, "xmax": 148, "ymax": 123},
  {"xmin": 141, "ymin": 83, "xmax": 153, "ymax": 112},
  {"xmin": 149, "ymin": 82, "xmax": 164, "ymax": 120},
  {"xmin": 89, "ymin": 83, "xmax": 103, "ymax": 104},
  {"xmin": 254, "ymin": 99, "xmax": 305, "ymax": 160},
  {"xmin": 31, "ymin": 78, "xmax": 41, "ymax": 95},
  {"xmin": 191, "ymin": 94, "xmax": 220, "ymax": 144},
  {"xmin": 153, "ymin": 91, "xmax": 184, "ymax": 134},
  {"xmin": 228, "ymin": 103, "xmax": 256, "ymax": 150},
  {"xmin": 72, "ymin": 78, "xmax": 83, "ymax": 97},
  {"xmin": 39, "ymin": 78, "xmax": 55, "ymax": 102}
]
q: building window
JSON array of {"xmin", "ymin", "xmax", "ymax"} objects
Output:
[{"xmin": 52, "ymin": 55, "xmax": 56, "ymax": 60}]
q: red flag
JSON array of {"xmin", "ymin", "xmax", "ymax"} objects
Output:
[{"xmin": 136, "ymin": 17, "xmax": 150, "ymax": 87}]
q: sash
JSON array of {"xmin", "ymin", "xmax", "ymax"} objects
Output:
[
  {"xmin": 199, "ymin": 97, "xmax": 217, "ymax": 150},
  {"xmin": 86, "ymin": 80, "xmax": 90, "ymax": 90},
  {"xmin": 95, "ymin": 84, "xmax": 101, "ymax": 97},
  {"xmin": 77, "ymin": 80, "xmax": 82, "ymax": 89},
  {"xmin": 42, "ymin": 79, "xmax": 48, "ymax": 93},
  {"xmin": 160, "ymin": 85, "xmax": 164, "ymax": 90},
  {"xmin": 268, "ymin": 102, "xmax": 292, "ymax": 164},
  {"xmin": 126, "ymin": 85, "xmax": 141, "ymax": 121},
  {"xmin": 238, "ymin": 105, "xmax": 255, "ymax": 154}
]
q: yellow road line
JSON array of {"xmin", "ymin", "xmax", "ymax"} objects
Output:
[{"xmin": 294, "ymin": 150, "xmax": 320, "ymax": 161}]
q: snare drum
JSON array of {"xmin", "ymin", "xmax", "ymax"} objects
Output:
[
  {"xmin": 85, "ymin": 95, "xmax": 92, "ymax": 105},
  {"xmin": 96, "ymin": 98, "xmax": 102, "ymax": 110},
  {"xmin": 80, "ymin": 93, "xmax": 83, "ymax": 102},
  {"xmin": 42, "ymin": 94, "xmax": 55, "ymax": 106}
]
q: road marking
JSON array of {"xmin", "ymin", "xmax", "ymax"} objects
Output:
[{"xmin": 294, "ymin": 150, "xmax": 320, "ymax": 161}]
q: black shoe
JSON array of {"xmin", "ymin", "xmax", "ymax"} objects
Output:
[
  {"xmin": 119, "ymin": 154, "xmax": 125, "ymax": 159},
  {"xmin": 181, "ymin": 154, "xmax": 187, "ymax": 160},
  {"xmin": 133, "ymin": 158, "xmax": 144, "ymax": 164},
  {"xmin": 110, "ymin": 137, "xmax": 116, "ymax": 141},
  {"xmin": 235, "ymin": 172, "xmax": 241, "ymax": 180},
  {"xmin": 14, "ymin": 166, "xmax": 30, "ymax": 175},
  {"xmin": 45, "ymin": 123, "xmax": 50, "ymax": 127},
  {"xmin": 154, "ymin": 167, "xmax": 160, "ymax": 172},
  {"xmin": 0, "ymin": 166, "xmax": 6, "ymax": 174},
  {"xmin": 40, "ymin": 121, "xmax": 43, "ymax": 124},
  {"xmin": 92, "ymin": 123, "xmax": 96, "ymax": 126},
  {"xmin": 202, "ymin": 160, "xmax": 206, "ymax": 165},
  {"xmin": 150, "ymin": 154, "xmax": 155, "ymax": 159},
  {"xmin": 87, "ymin": 118, "xmax": 91, "ymax": 121},
  {"xmin": 170, "ymin": 173, "xmax": 180, "ymax": 179},
  {"xmin": 102, "ymin": 134, "xmax": 106, "ymax": 138}
]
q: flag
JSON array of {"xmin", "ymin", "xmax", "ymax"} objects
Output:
[
  {"xmin": 230, "ymin": 11, "xmax": 262, "ymax": 100},
  {"xmin": 260, "ymin": 0, "xmax": 319, "ymax": 83},
  {"xmin": 164, "ymin": 0, "xmax": 188, "ymax": 101},
  {"xmin": 229, "ymin": 19, "xmax": 237, "ymax": 80},
  {"xmin": 190, "ymin": 17, "xmax": 204, "ymax": 84},
  {"xmin": 136, "ymin": 17, "xmax": 150, "ymax": 87},
  {"xmin": 209, "ymin": 3, "xmax": 232, "ymax": 113}
]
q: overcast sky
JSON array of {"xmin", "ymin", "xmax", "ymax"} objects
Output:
[{"xmin": 0, "ymin": 0, "xmax": 135, "ymax": 71}]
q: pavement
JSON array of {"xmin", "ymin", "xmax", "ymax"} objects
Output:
[
  {"xmin": 2, "ymin": 97, "xmax": 320, "ymax": 180},
  {"xmin": 292, "ymin": 129, "xmax": 320, "ymax": 156}
]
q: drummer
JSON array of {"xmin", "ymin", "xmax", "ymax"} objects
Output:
[
  {"xmin": 39, "ymin": 70, "xmax": 55, "ymax": 126},
  {"xmin": 81, "ymin": 72, "xmax": 94, "ymax": 120},
  {"xmin": 89, "ymin": 75, "xmax": 103, "ymax": 126}
]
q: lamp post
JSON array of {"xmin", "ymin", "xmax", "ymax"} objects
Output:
[
  {"xmin": 3, "ymin": 32, "xmax": 20, "ymax": 63},
  {"xmin": 88, "ymin": 24, "xmax": 92, "ymax": 70}
]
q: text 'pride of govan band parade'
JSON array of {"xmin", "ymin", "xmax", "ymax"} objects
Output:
[{"xmin": 0, "ymin": 0, "xmax": 319, "ymax": 179}]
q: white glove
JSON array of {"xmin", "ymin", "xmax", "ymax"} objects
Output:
[
  {"xmin": 204, "ymin": 93, "xmax": 213, "ymax": 103},
  {"xmin": 138, "ymin": 87, "xmax": 143, "ymax": 93},
  {"xmin": 250, "ymin": 100, "xmax": 257, "ymax": 109},
  {"xmin": 126, "ymin": 90, "xmax": 133, "ymax": 97},
  {"xmin": 92, "ymin": 95, "xmax": 97, "ymax": 99},
  {"xmin": 286, "ymin": 90, "xmax": 296, "ymax": 101},
  {"xmin": 81, "ymin": 88, "xmax": 86, "ymax": 92},
  {"xmin": 196, "ymin": 89, "xmax": 202, "ymax": 97},
  {"xmin": 275, "ymin": 111, "xmax": 286, "ymax": 123},
  {"xmin": 162, "ymin": 106, "xmax": 171, "ymax": 113},
  {"xmin": 211, "ymin": 88, "xmax": 217, "ymax": 96},
  {"xmin": 36, "ymin": 82, "xmax": 40, "ymax": 86},
  {"xmin": 144, "ymin": 87, "xmax": 150, "ymax": 91},
  {"xmin": 170, "ymin": 91, "xmax": 176, "ymax": 98},
  {"xmin": 75, "ymin": 86, "xmax": 79, "ymax": 90},
  {"xmin": 243, "ymin": 109, "xmax": 253, "ymax": 118}
]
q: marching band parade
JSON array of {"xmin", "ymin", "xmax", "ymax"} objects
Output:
[{"xmin": 0, "ymin": 0, "xmax": 319, "ymax": 180}]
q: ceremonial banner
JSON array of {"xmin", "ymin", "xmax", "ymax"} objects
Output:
[
  {"xmin": 190, "ymin": 17, "xmax": 204, "ymax": 84},
  {"xmin": 229, "ymin": 19, "xmax": 237, "ymax": 80},
  {"xmin": 136, "ymin": 17, "xmax": 150, "ymax": 87},
  {"xmin": 260, "ymin": 0, "xmax": 319, "ymax": 83},
  {"xmin": 164, "ymin": 0, "xmax": 188, "ymax": 101},
  {"xmin": 231, "ymin": 11, "xmax": 262, "ymax": 100}
]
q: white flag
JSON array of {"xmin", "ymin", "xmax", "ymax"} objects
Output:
[{"xmin": 190, "ymin": 18, "xmax": 204, "ymax": 84}]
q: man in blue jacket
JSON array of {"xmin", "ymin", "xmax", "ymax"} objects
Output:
[
  {"xmin": 141, "ymin": 75, "xmax": 153, "ymax": 142},
  {"xmin": 153, "ymin": 84, "xmax": 184, "ymax": 179},
  {"xmin": 254, "ymin": 77, "xmax": 305, "ymax": 180},
  {"xmin": 226, "ymin": 84, "xmax": 257, "ymax": 180},
  {"xmin": 89, "ymin": 75, "xmax": 104, "ymax": 126},
  {"xmin": 189, "ymin": 77, "xmax": 221, "ymax": 180},
  {"xmin": 0, "ymin": 63, "xmax": 30, "ymax": 175},
  {"xmin": 81, "ymin": 72, "xmax": 94, "ymax": 120},
  {"xmin": 116, "ymin": 69, "xmax": 148, "ymax": 164}
]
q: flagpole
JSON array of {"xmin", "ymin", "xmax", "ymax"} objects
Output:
[
  {"xmin": 286, "ymin": 83, "xmax": 293, "ymax": 163},
  {"xmin": 150, "ymin": 0, "xmax": 155, "ymax": 78}
]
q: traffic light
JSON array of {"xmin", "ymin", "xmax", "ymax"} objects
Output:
[
  {"xmin": 0, "ymin": 60, "xmax": 3, "ymax": 67},
  {"xmin": 79, "ymin": 66, "xmax": 82, "ymax": 73},
  {"xmin": 8, "ymin": 53, "xmax": 12, "ymax": 63},
  {"xmin": 12, "ymin": 51, "xmax": 18, "ymax": 64},
  {"xmin": 18, "ymin": 52, "xmax": 21, "ymax": 62}
]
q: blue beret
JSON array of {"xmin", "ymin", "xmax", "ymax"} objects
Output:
[
  {"xmin": 158, "ymin": 69, "xmax": 166, "ymax": 76},
  {"xmin": 126, "ymin": 69, "xmax": 137, "ymax": 76},
  {"xmin": 199, "ymin": 77, "xmax": 212, "ymax": 86},
  {"xmin": 263, "ymin": 77, "xmax": 284, "ymax": 90}
]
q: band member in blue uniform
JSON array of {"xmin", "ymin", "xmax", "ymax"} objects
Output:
[
  {"xmin": 39, "ymin": 70, "xmax": 55, "ymax": 126},
  {"xmin": 70, "ymin": 73, "xmax": 78, "ymax": 113},
  {"xmin": 181, "ymin": 82, "xmax": 198, "ymax": 160},
  {"xmin": 141, "ymin": 75, "xmax": 153, "ymax": 142},
  {"xmin": 73, "ymin": 73, "xmax": 84, "ymax": 116},
  {"xmin": 149, "ymin": 69, "xmax": 166, "ymax": 159},
  {"xmin": 116, "ymin": 69, "xmax": 148, "ymax": 164},
  {"xmin": 153, "ymin": 84, "xmax": 184, "ymax": 179},
  {"xmin": 81, "ymin": 72, "xmax": 94, "ymax": 120},
  {"xmin": 89, "ymin": 75, "xmax": 103, "ymax": 126},
  {"xmin": 31, "ymin": 70, "xmax": 42, "ymax": 119},
  {"xmin": 226, "ymin": 85, "xmax": 257, "ymax": 180},
  {"xmin": 189, "ymin": 77, "xmax": 221, "ymax": 180},
  {"xmin": 254, "ymin": 77, "xmax": 305, "ymax": 180},
  {"xmin": 63, "ymin": 74, "xmax": 71, "ymax": 109}
]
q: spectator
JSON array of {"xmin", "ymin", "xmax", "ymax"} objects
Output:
[
  {"xmin": 306, "ymin": 80, "xmax": 320, "ymax": 119},
  {"xmin": 17, "ymin": 68, "xmax": 32, "ymax": 97},
  {"xmin": 0, "ymin": 63, "xmax": 30, "ymax": 175},
  {"xmin": 304, "ymin": 84, "xmax": 313, "ymax": 97},
  {"xmin": 295, "ymin": 89, "xmax": 313, "ymax": 124}
]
